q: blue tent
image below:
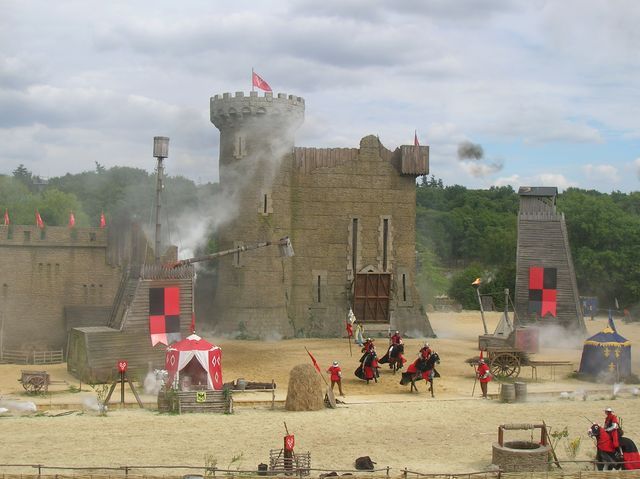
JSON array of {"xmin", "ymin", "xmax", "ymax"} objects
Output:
[{"xmin": 578, "ymin": 313, "xmax": 632, "ymax": 380}]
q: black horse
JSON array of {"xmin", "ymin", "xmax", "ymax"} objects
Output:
[
  {"xmin": 589, "ymin": 423, "xmax": 640, "ymax": 471},
  {"xmin": 378, "ymin": 343, "xmax": 406, "ymax": 373},
  {"xmin": 354, "ymin": 350, "xmax": 379, "ymax": 383},
  {"xmin": 399, "ymin": 352, "xmax": 440, "ymax": 397}
]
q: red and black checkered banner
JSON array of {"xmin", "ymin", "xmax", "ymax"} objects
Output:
[
  {"xmin": 149, "ymin": 286, "xmax": 181, "ymax": 346},
  {"xmin": 528, "ymin": 266, "xmax": 557, "ymax": 318}
]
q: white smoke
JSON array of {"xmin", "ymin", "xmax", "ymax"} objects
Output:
[
  {"xmin": 537, "ymin": 324, "xmax": 583, "ymax": 349},
  {"xmin": 143, "ymin": 370, "xmax": 167, "ymax": 395},
  {"xmin": 0, "ymin": 400, "xmax": 37, "ymax": 412},
  {"xmin": 81, "ymin": 395, "xmax": 106, "ymax": 413}
]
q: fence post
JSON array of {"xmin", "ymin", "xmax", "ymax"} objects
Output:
[
  {"xmin": 124, "ymin": 465, "xmax": 129, "ymax": 477},
  {"xmin": 386, "ymin": 466, "xmax": 389, "ymax": 477},
  {"xmin": 403, "ymin": 467, "xmax": 407, "ymax": 479}
]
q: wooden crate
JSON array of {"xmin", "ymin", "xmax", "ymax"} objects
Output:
[{"xmin": 177, "ymin": 389, "xmax": 233, "ymax": 414}]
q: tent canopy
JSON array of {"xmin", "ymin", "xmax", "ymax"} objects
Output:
[
  {"xmin": 579, "ymin": 317, "xmax": 632, "ymax": 380},
  {"xmin": 165, "ymin": 334, "xmax": 223, "ymax": 390}
]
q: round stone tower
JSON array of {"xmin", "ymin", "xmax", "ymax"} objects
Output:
[{"xmin": 209, "ymin": 91, "xmax": 305, "ymax": 337}]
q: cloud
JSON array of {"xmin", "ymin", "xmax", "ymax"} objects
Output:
[
  {"xmin": 583, "ymin": 163, "xmax": 620, "ymax": 183},
  {"xmin": 492, "ymin": 173, "xmax": 577, "ymax": 191}
]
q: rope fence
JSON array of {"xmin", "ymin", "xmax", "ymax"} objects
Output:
[{"xmin": 0, "ymin": 460, "xmax": 638, "ymax": 478}]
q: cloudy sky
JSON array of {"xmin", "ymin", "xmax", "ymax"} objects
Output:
[{"xmin": 1, "ymin": 0, "xmax": 640, "ymax": 191}]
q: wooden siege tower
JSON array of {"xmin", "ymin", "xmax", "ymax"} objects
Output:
[{"xmin": 514, "ymin": 187, "xmax": 586, "ymax": 333}]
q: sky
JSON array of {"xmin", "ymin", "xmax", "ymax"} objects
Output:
[{"xmin": 1, "ymin": 0, "xmax": 640, "ymax": 192}]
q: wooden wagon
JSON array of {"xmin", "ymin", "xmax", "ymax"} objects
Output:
[{"xmin": 19, "ymin": 370, "xmax": 50, "ymax": 394}]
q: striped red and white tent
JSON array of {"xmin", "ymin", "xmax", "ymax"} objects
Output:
[{"xmin": 165, "ymin": 334, "xmax": 223, "ymax": 390}]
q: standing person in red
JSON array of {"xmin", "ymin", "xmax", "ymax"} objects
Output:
[
  {"xmin": 604, "ymin": 408, "xmax": 622, "ymax": 449},
  {"xmin": 477, "ymin": 359, "xmax": 492, "ymax": 399},
  {"xmin": 327, "ymin": 361, "xmax": 344, "ymax": 396}
]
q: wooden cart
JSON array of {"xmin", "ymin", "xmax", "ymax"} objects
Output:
[{"xmin": 19, "ymin": 370, "xmax": 50, "ymax": 394}]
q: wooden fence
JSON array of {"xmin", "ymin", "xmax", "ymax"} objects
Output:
[
  {"xmin": 0, "ymin": 349, "xmax": 63, "ymax": 365},
  {"xmin": 176, "ymin": 389, "xmax": 233, "ymax": 414}
]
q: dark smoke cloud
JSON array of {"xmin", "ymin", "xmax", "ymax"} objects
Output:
[{"xmin": 457, "ymin": 141, "xmax": 484, "ymax": 160}]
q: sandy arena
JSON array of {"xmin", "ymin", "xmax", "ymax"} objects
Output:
[{"xmin": 1, "ymin": 312, "xmax": 639, "ymax": 475}]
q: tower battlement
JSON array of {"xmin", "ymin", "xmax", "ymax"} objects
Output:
[{"xmin": 210, "ymin": 91, "xmax": 305, "ymax": 129}]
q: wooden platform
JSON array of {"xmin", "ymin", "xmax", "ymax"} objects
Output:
[{"xmin": 177, "ymin": 389, "xmax": 233, "ymax": 414}]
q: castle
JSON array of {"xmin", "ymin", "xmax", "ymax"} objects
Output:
[
  {"xmin": 0, "ymin": 90, "xmax": 434, "ymax": 371},
  {"xmin": 209, "ymin": 91, "xmax": 434, "ymax": 337}
]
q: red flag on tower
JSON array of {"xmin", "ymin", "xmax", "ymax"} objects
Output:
[
  {"xmin": 99, "ymin": 211, "xmax": 106, "ymax": 228},
  {"xmin": 252, "ymin": 70, "xmax": 272, "ymax": 92},
  {"xmin": 35, "ymin": 210, "xmax": 44, "ymax": 229},
  {"xmin": 68, "ymin": 212, "xmax": 76, "ymax": 228},
  {"xmin": 3, "ymin": 209, "xmax": 9, "ymax": 226},
  {"xmin": 414, "ymin": 130, "xmax": 420, "ymax": 147}
]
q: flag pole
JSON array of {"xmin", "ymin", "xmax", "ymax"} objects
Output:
[
  {"xmin": 347, "ymin": 334, "xmax": 352, "ymax": 357},
  {"xmin": 251, "ymin": 67, "xmax": 255, "ymax": 92}
]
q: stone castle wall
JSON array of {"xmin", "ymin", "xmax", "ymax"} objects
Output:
[
  {"xmin": 0, "ymin": 225, "xmax": 121, "ymax": 351},
  {"xmin": 208, "ymin": 91, "xmax": 432, "ymax": 338}
]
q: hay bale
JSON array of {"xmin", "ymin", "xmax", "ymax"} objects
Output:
[{"xmin": 285, "ymin": 364, "xmax": 324, "ymax": 411}]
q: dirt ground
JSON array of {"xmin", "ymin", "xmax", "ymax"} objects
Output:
[{"xmin": 1, "ymin": 312, "xmax": 639, "ymax": 475}]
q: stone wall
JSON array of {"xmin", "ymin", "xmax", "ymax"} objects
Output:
[{"xmin": 0, "ymin": 225, "xmax": 121, "ymax": 351}]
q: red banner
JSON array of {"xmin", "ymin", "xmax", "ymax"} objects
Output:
[{"xmin": 284, "ymin": 434, "xmax": 295, "ymax": 451}]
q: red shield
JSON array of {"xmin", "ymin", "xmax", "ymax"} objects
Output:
[
  {"xmin": 284, "ymin": 434, "xmax": 295, "ymax": 451},
  {"xmin": 117, "ymin": 360, "xmax": 128, "ymax": 373}
]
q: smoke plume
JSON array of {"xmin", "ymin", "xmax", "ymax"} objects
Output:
[{"xmin": 457, "ymin": 141, "xmax": 484, "ymax": 160}]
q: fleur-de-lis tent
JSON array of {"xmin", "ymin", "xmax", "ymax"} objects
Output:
[
  {"xmin": 165, "ymin": 334, "xmax": 223, "ymax": 390},
  {"xmin": 578, "ymin": 313, "xmax": 631, "ymax": 381}
]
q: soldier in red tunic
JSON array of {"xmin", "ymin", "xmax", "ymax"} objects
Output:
[
  {"xmin": 419, "ymin": 342, "xmax": 432, "ymax": 360},
  {"xmin": 604, "ymin": 407, "xmax": 622, "ymax": 449},
  {"xmin": 327, "ymin": 361, "xmax": 344, "ymax": 396},
  {"xmin": 477, "ymin": 359, "xmax": 492, "ymax": 399},
  {"xmin": 390, "ymin": 330, "xmax": 402, "ymax": 346}
]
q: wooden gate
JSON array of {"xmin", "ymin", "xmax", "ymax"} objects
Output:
[{"xmin": 353, "ymin": 273, "xmax": 391, "ymax": 323}]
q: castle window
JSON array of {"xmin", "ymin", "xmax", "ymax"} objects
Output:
[
  {"xmin": 89, "ymin": 232, "xmax": 97, "ymax": 242},
  {"xmin": 402, "ymin": 273, "xmax": 407, "ymax": 302},
  {"xmin": 40, "ymin": 229, "xmax": 46, "ymax": 240},
  {"xmin": 312, "ymin": 270, "xmax": 327, "ymax": 305},
  {"xmin": 259, "ymin": 191, "xmax": 273, "ymax": 216},
  {"xmin": 233, "ymin": 134, "xmax": 246, "ymax": 159},
  {"xmin": 2, "ymin": 283, "xmax": 7, "ymax": 297},
  {"xmin": 382, "ymin": 218, "xmax": 389, "ymax": 272},
  {"xmin": 23, "ymin": 231, "xmax": 31, "ymax": 242},
  {"xmin": 7, "ymin": 226, "xmax": 12, "ymax": 240},
  {"xmin": 351, "ymin": 218, "xmax": 358, "ymax": 275}
]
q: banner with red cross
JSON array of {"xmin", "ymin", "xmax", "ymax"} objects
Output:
[
  {"xmin": 149, "ymin": 286, "xmax": 182, "ymax": 346},
  {"xmin": 528, "ymin": 266, "xmax": 557, "ymax": 318}
]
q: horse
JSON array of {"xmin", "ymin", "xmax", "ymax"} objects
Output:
[
  {"xmin": 399, "ymin": 352, "xmax": 440, "ymax": 397},
  {"xmin": 588, "ymin": 423, "xmax": 640, "ymax": 470},
  {"xmin": 378, "ymin": 343, "xmax": 406, "ymax": 373},
  {"xmin": 354, "ymin": 350, "xmax": 379, "ymax": 384}
]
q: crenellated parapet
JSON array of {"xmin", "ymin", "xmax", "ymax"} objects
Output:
[{"xmin": 210, "ymin": 91, "xmax": 305, "ymax": 130}]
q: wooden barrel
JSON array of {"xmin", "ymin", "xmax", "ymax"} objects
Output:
[
  {"xmin": 500, "ymin": 383, "xmax": 516, "ymax": 403},
  {"xmin": 514, "ymin": 382, "xmax": 527, "ymax": 402}
]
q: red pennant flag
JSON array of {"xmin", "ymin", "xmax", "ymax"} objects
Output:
[
  {"xmin": 414, "ymin": 130, "xmax": 420, "ymax": 146},
  {"xmin": 68, "ymin": 212, "xmax": 76, "ymax": 228},
  {"xmin": 346, "ymin": 321, "xmax": 353, "ymax": 338},
  {"xmin": 99, "ymin": 211, "xmax": 106, "ymax": 228},
  {"xmin": 3, "ymin": 209, "xmax": 9, "ymax": 226},
  {"xmin": 305, "ymin": 347, "xmax": 321, "ymax": 373},
  {"xmin": 35, "ymin": 210, "xmax": 44, "ymax": 229},
  {"xmin": 252, "ymin": 70, "xmax": 272, "ymax": 92}
]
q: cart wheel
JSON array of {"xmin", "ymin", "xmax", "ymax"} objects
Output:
[
  {"xmin": 490, "ymin": 353, "xmax": 521, "ymax": 379},
  {"xmin": 26, "ymin": 376, "xmax": 46, "ymax": 393}
]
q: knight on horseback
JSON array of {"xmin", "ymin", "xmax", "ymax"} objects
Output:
[
  {"xmin": 355, "ymin": 343, "xmax": 379, "ymax": 384},
  {"xmin": 378, "ymin": 331, "xmax": 407, "ymax": 372},
  {"xmin": 588, "ymin": 422, "xmax": 639, "ymax": 470},
  {"xmin": 400, "ymin": 349, "xmax": 441, "ymax": 397}
]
